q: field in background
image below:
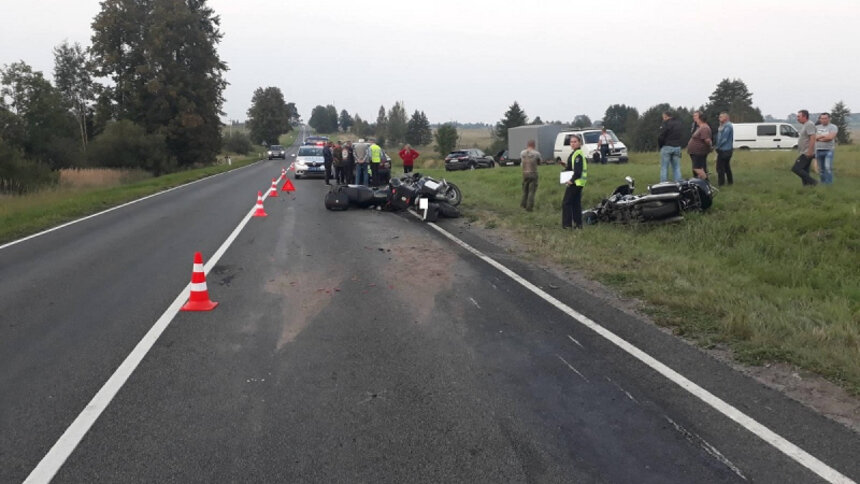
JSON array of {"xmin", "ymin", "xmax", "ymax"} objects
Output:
[{"xmin": 419, "ymin": 145, "xmax": 860, "ymax": 394}]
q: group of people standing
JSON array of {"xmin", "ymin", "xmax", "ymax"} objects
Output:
[
  {"xmin": 658, "ymin": 110, "xmax": 735, "ymax": 187},
  {"xmin": 321, "ymin": 140, "xmax": 421, "ymax": 187},
  {"xmin": 792, "ymin": 110, "xmax": 839, "ymax": 186}
]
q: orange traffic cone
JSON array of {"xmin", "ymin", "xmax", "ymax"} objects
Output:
[
  {"xmin": 269, "ymin": 178, "xmax": 279, "ymax": 197},
  {"xmin": 253, "ymin": 191, "xmax": 268, "ymax": 217},
  {"xmin": 288, "ymin": 162, "xmax": 295, "ymax": 172},
  {"xmin": 281, "ymin": 179, "xmax": 296, "ymax": 192},
  {"xmin": 281, "ymin": 167, "xmax": 286, "ymax": 178},
  {"xmin": 181, "ymin": 252, "xmax": 218, "ymax": 311}
]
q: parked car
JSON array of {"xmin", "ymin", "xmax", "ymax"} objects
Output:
[
  {"xmin": 444, "ymin": 149, "xmax": 496, "ymax": 171},
  {"xmin": 496, "ymin": 149, "xmax": 519, "ymax": 167},
  {"xmin": 303, "ymin": 135, "xmax": 329, "ymax": 146},
  {"xmin": 267, "ymin": 145, "xmax": 286, "ymax": 160},
  {"xmin": 553, "ymin": 129, "xmax": 629, "ymax": 164},
  {"xmin": 292, "ymin": 145, "xmax": 325, "ymax": 178},
  {"xmin": 732, "ymin": 123, "xmax": 799, "ymax": 150}
]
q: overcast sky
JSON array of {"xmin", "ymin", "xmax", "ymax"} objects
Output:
[{"xmin": 2, "ymin": 0, "xmax": 858, "ymax": 125}]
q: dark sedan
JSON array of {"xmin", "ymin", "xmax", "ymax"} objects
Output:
[{"xmin": 444, "ymin": 149, "xmax": 496, "ymax": 171}]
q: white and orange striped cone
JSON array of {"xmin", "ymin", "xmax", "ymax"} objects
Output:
[
  {"xmin": 268, "ymin": 177, "xmax": 279, "ymax": 197},
  {"xmin": 181, "ymin": 252, "xmax": 218, "ymax": 311},
  {"xmin": 281, "ymin": 167, "xmax": 286, "ymax": 178},
  {"xmin": 253, "ymin": 191, "xmax": 268, "ymax": 217}
]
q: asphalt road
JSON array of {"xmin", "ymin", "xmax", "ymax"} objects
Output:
[{"xmin": 1, "ymin": 128, "xmax": 858, "ymax": 483}]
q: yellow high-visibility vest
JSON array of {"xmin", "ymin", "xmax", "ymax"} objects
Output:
[
  {"xmin": 571, "ymin": 148, "xmax": 588, "ymax": 187},
  {"xmin": 370, "ymin": 144, "xmax": 382, "ymax": 164}
]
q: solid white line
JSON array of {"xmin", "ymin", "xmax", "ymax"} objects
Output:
[
  {"xmin": 0, "ymin": 162, "xmax": 260, "ymax": 252},
  {"xmin": 420, "ymin": 219, "xmax": 854, "ymax": 484},
  {"xmin": 23, "ymin": 196, "xmax": 261, "ymax": 483}
]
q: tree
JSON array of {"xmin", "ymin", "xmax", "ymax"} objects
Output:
[
  {"xmin": 494, "ymin": 101, "xmax": 528, "ymax": 142},
  {"xmin": 434, "ymin": 123, "xmax": 459, "ymax": 157},
  {"xmin": 339, "ymin": 109, "xmax": 352, "ymax": 132},
  {"xmin": 703, "ymin": 78, "xmax": 763, "ymax": 130},
  {"xmin": 246, "ymin": 87, "xmax": 292, "ymax": 145},
  {"xmin": 91, "ymin": 0, "xmax": 228, "ymax": 168},
  {"xmin": 530, "ymin": 116, "xmax": 543, "ymax": 125},
  {"xmin": 602, "ymin": 104, "xmax": 639, "ymax": 135},
  {"xmin": 572, "ymin": 114, "xmax": 592, "ymax": 128},
  {"xmin": 308, "ymin": 105, "xmax": 337, "ymax": 133},
  {"xmin": 53, "ymin": 41, "xmax": 98, "ymax": 151},
  {"xmin": 375, "ymin": 105, "xmax": 387, "ymax": 142},
  {"xmin": 830, "ymin": 101, "xmax": 852, "ymax": 144},
  {"xmin": 1, "ymin": 61, "xmax": 79, "ymax": 169},
  {"xmin": 387, "ymin": 101, "xmax": 408, "ymax": 146},
  {"xmin": 87, "ymin": 119, "xmax": 172, "ymax": 174},
  {"xmin": 406, "ymin": 110, "xmax": 432, "ymax": 146}
]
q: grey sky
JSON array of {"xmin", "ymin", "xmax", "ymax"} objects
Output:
[{"xmin": 2, "ymin": 0, "xmax": 858, "ymax": 125}]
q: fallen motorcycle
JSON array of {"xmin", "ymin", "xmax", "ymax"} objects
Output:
[
  {"xmin": 325, "ymin": 174, "xmax": 462, "ymax": 222},
  {"xmin": 583, "ymin": 176, "xmax": 715, "ymax": 225},
  {"xmin": 396, "ymin": 172, "xmax": 462, "ymax": 206}
]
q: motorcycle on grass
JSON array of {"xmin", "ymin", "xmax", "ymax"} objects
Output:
[{"xmin": 583, "ymin": 176, "xmax": 716, "ymax": 225}]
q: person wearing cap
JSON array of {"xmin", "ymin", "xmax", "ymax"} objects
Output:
[{"xmin": 560, "ymin": 135, "xmax": 587, "ymax": 229}]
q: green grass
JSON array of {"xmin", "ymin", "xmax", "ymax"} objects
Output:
[
  {"xmin": 422, "ymin": 146, "xmax": 860, "ymax": 394},
  {"xmin": 0, "ymin": 154, "xmax": 259, "ymax": 244}
]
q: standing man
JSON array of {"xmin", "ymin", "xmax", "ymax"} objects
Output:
[
  {"xmin": 322, "ymin": 141, "xmax": 334, "ymax": 185},
  {"xmin": 791, "ymin": 109, "xmax": 818, "ymax": 186},
  {"xmin": 332, "ymin": 140, "xmax": 344, "ymax": 185},
  {"xmin": 657, "ymin": 111, "xmax": 683, "ymax": 182},
  {"xmin": 815, "ymin": 112, "xmax": 838, "ymax": 185},
  {"xmin": 353, "ymin": 139, "xmax": 369, "ymax": 186},
  {"xmin": 519, "ymin": 139, "xmax": 542, "ymax": 212},
  {"xmin": 398, "ymin": 144, "xmax": 420, "ymax": 173},
  {"xmin": 715, "ymin": 112, "xmax": 734, "ymax": 186},
  {"xmin": 596, "ymin": 127, "xmax": 614, "ymax": 165},
  {"xmin": 560, "ymin": 136, "xmax": 587, "ymax": 229},
  {"xmin": 369, "ymin": 139, "xmax": 382, "ymax": 187},
  {"xmin": 687, "ymin": 111, "xmax": 713, "ymax": 180},
  {"xmin": 342, "ymin": 141, "xmax": 355, "ymax": 184}
]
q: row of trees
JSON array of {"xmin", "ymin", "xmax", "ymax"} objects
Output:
[
  {"xmin": 1, "ymin": 0, "xmax": 229, "ymax": 193},
  {"xmin": 304, "ymin": 102, "xmax": 432, "ymax": 148},
  {"xmin": 493, "ymin": 79, "xmax": 852, "ymax": 152}
]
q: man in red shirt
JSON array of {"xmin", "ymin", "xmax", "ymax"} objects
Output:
[{"xmin": 398, "ymin": 144, "xmax": 420, "ymax": 173}]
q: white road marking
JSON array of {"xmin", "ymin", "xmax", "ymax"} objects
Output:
[
  {"xmin": 556, "ymin": 355, "xmax": 589, "ymax": 383},
  {"xmin": 567, "ymin": 335, "xmax": 584, "ymax": 348},
  {"xmin": 468, "ymin": 297, "xmax": 481, "ymax": 309},
  {"xmin": 419, "ymin": 217, "xmax": 854, "ymax": 484},
  {"xmin": 23, "ymin": 175, "xmax": 272, "ymax": 484},
  {"xmin": 0, "ymin": 163, "xmax": 259, "ymax": 252},
  {"xmin": 664, "ymin": 415, "xmax": 748, "ymax": 481}
]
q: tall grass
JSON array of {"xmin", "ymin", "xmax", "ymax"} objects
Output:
[{"xmin": 426, "ymin": 146, "xmax": 860, "ymax": 393}]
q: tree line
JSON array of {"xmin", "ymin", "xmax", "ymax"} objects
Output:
[
  {"xmin": 492, "ymin": 79, "xmax": 853, "ymax": 153},
  {"xmin": 1, "ymin": 0, "xmax": 227, "ymax": 194}
]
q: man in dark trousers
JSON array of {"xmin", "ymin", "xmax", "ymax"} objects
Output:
[
  {"xmin": 342, "ymin": 141, "xmax": 355, "ymax": 184},
  {"xmin": 560, "ymin": 135, "xmax": 587, "ymax": 229},
  {"xmin": 322, "ymin": 141, "xmax": 334, "ymax": 185},
  {"xmin": 792, "ymin": 109, "xmax": 818, "ymax": 186}
]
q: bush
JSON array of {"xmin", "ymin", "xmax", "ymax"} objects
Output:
[
  {"xmin": 87, "ymin": 120, "xmax": 175, "ymax": 175},
  {"xmin": 222, "ymin": 130, "xmax": 252, "ymax": 154},
  {"xmin": 0, "ymin": 140, "xmax": 58, "ymax": 194}
]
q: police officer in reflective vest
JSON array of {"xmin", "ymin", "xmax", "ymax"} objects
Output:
[
  {"xmin": 369, "ymin": 140, "xmax": 382, "ymax": 187},
  {"xmin": 561, "ymin": 135, "xmax": 587, "ymax": 229}
]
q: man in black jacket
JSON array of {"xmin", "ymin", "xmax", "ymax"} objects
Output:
[
  {"xmin": 658, "ymin": 111, "xmax": 683, "ymax": 182},
  {"xmin": 322, "ymin": 141, "xmax": 333, "ymax": 185}
]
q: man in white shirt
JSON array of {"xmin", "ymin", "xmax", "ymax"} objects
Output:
[{"xmin": 596, "ymin": 127, "xmax": 614, "ymax": 165}]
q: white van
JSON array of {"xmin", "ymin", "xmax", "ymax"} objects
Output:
[
  {"xmin": 732, "ymin": 123, "xmax": 799, "ymax": 150},
  {"xmin": 553, "ymin": 129, "xmax": 629, "ymax": 164}
]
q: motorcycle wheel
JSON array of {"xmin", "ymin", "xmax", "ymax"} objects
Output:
[
  {"xmin": 583, "ymin": 210, "xmax": 599, "ymax": 225},
  {"xmin": 442, "ymin": 183, "xmax": 462, "ymax": 206}
]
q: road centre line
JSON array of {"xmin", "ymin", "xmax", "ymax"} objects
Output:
[
  {"xmin": 24, "ymin": 176, "xmax": 274, "ymax": 483},
  {"xmin": 419, "ymin": 216, "xmax": 854, "ymax": 484}
]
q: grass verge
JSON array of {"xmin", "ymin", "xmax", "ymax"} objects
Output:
[
  {"xmin": 421, "ymin": 146, "xmax": 860, "ymax": 394},
  {"xmin": 0, "ymin": 154, "xmax": 259, "ymax": 244}
]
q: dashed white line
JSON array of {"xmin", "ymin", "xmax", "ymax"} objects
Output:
[
  {"xmin": 420, "ymin": 218, "xmax": 854, "ymax": 484},
  {"xmin": 468, "ymin": 297, "xmax": 481, "ymax": 309},
  {"xmin": 567, "ymin": 335, "xmax": 584, "ymax": 348},
  {"xmin": 556, "ymin": 355, "xmax": 589, "ymax": 383}
]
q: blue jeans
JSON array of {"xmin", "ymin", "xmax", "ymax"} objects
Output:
[
  {"xmin": 354, "ymin": 163, "xmax": 369, "ymax": 186},
  {"xmin": 660, "ymin": 146, "xmax": 682, "ymax": 182},
  {"xmin": 816, "ymin": 149, "xmax": 834, "ymax": 184}
]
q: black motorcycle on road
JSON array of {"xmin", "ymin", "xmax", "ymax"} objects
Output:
[{"xmin": 583, "ymin": 176, "xmax": 716, "ymax": 225}]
